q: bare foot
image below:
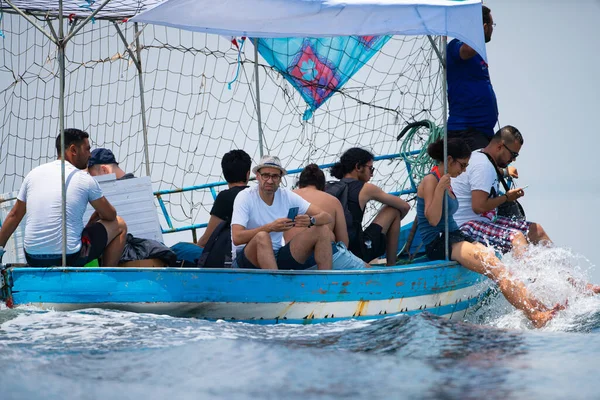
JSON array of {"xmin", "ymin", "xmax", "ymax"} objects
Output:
[
  {"xmin": 529, "ymin": 303, "xmax": 565, "ymax": 328},
  {"xmin": 568, "ymin": 277, "xmax": 600, "ymax": 295},
  {"xmin": 586, "ymin": 284, "xmax": 600, "ymax": 294}
]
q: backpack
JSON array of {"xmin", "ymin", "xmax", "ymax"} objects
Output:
[
  {"xmin": 324, "ymin": 178, "xmax": 355, "ymax": 232},
  {"xmin": 480, "ymin": 151, "xmax": 526, "ymax": 220},
  {"xmin": 196, "ymin": 221, "xmax": 232, "ymax": 268}
]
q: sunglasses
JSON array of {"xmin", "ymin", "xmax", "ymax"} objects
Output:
[
  {"xmin": 503, "ymin": 143, "xmax": 519, "ymax": 160},
  {"xmin": 259, "ymin": 173, "xmax": 281, "ymax": 182},
  {"xmin": 456, "ymin": 160, "xmax": 469, "ymax": 170},
  {"xmin": 365, "ymin": 165, "xmax": 375, "ymax": 174}
]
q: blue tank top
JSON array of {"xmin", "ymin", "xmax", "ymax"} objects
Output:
[{"xmin": 416, "ymin": 175, "xmax": 460, "ymax": 245}]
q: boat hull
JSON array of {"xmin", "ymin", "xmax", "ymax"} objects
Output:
[{"xmin": 1, "ymin": 260, "xmax": 490, "ymax": 323}]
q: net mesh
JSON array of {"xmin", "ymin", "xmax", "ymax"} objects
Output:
[{"xmin": 0, "ymin": 11, "xmax": 444, "ymax": 242}]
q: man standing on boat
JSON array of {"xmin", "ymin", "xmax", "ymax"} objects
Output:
[
  {"xmin": 231, "ymin": 155, "xmax": 333, "ymax": 270},
  {"xmin": 330, "ymin": 148, "xmax": 410, "ymax": 265},
  {"xmin": 197, "ymin": 149, "xmax": 250, "ymax": 248},
  {"xmin": 447, "ymin": 5, "xmax": 498, "ymax": 152},
  {"xmin": 451, "ymin": 126, "xmax": 550, "ymax": 256},
  {"xmin": 0, "ymin": 129, "xmax": 128, "ymax": 267},
  {"xmin": 87, "ymin": 148, "xmax": 135, "ymax": 180}
]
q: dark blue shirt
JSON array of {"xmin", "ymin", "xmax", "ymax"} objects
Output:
[{"xmin": 447, "ymin": 39, "xmax": 498, "ymax": 137}]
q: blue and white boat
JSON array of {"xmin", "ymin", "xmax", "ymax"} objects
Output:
[
  {"xmin": 0, "ymin": 261, "xmax": 488, "ymax": 323},
  {"xmin": 0, "ymin": 0, "xmax": 492, "ymax": 323}
]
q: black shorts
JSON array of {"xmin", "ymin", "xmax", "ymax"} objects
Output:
[
  {"xmin": 25, "ymin": 222, "xmax": 108, "ymax": 267},
  {"xmin": 350, "ymin": 223, "xmax": 387, "ymax": 263},
  {"xmin": 425, "ymin": 230, "xmax": 474, "ymax": 261},
  {"xmin": 447, "ymin": 128, "xmax": 491, "ymax": 151},
  {"xmin": 275, "ymin": 242, "xmax": 314, "ymax": 271},
  {"xmin": 234, "ymin": 247, "xmax": 260, "ymax": 269},
  {"xmin": 234, "ymin": 242, "xmax": 324, "ymax": 270}
]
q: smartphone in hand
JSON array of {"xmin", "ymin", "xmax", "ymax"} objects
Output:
[{"xmin": 287, "ymin": 207, "xmax": 299, "ymax": 221}]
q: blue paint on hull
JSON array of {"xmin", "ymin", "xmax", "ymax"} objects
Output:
[{"xmin": 1, "ymin": 260, "xmax": 490, "ymax": 322}]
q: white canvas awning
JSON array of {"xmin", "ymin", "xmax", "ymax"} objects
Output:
[{"xmin": 131, "ymin": 0, "xmax": 487, "ymax": 60}]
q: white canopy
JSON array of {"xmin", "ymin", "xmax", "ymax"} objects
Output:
[{"xmin": 131, "ymin": 0, "xmax": 487, "ymax": 60}]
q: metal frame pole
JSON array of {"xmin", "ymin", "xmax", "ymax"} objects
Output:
[
  {"xmin": 427, "ymin": 35, "xmax": 450, "ymax": 261},
  {"xmin": 442, "ymin": 36, "xmax": 449, "ymax": 261},
  {"xmin": 4, "ymin": 0, "xmax": 58, "ymax": 44},
  {"xmin": 63, "ymin": 0, "xmax": 114, "ymax": 43},
  {"xmin": 253, "ymin": 38, "xmax": 265, "ymax": 158},
  {"xmin": 113, "ymin": 22, "xmax": 151, "ymax": 177},
  {"xmin": 58, "ymin": 0, "xmax": 67, "ymax": 267},
  {"xmin": 134, "ymin": 23, "xmax": 151, "ymax": 177}
]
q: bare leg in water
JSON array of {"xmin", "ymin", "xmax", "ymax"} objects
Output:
[
  {"xmin": 452, "ymin": 241, "xmax": 563, "ymax": 328},
  {"xmin": 567, "ymin": 277, "xmax": 600, "ymax": 295}
]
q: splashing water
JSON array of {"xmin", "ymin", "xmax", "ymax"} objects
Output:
[
  {"xmin": 2, "ymin": 245, "xmax": 600, "ymax": 399},
  {"xmin": 466, "ymin": 245, "xmax": 600, "ymax": 331}
]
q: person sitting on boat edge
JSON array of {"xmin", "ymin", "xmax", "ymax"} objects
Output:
[
  {"xmin": 451, "ymin": 126, "xmax": 549, "ymax": 257},
  {"xmin": 0, "ymin": 128, "xmax": 128, "ymax": 267},
  {"xmin": 284, "ymin": 164, "xmax": 368, "ymax": 270},
  {"xmin": 329, "ymin": 148, "xmax": 410, "ymax": 266},
  {"xmin": 231, "ymin": 155, "xmax": 333, "ymax": 270},
  {"xmin": 417, "ymin": 137, "xmax": 562, "ymax": 328},
  {"xmin": 197, "ymin": 149, "xmax": 250, "ymax": 248},
  {"xmin": 87, "ymin": 148, "xmax": 135, "ymax": 180}
]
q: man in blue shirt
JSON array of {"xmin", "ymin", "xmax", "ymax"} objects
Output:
[{"xmin": 447, "ymin": 5, "xmax": 498, "ymax": 151}]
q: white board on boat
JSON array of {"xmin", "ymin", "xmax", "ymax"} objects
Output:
[{"xmin": 83, "ymin": 175, "xmax": 163, "ymax": 243}]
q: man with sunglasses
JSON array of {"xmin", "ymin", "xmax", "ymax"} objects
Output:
[
  {"xmin": 330, "ymin": 148, "xmax": 410, "ymax": 265},
  {"xmin": 451, "ymin": 125, "xmax": 551, "ymax": 256},
  {"xmin": 231, "ymin": 155, "xmax": 334, "ymax": 270}
]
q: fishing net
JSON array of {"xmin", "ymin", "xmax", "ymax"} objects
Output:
[{"xmin": 0, "ymin": 8, "xmax": 444, "ymax": 242}]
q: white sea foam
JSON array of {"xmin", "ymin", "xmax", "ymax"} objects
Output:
[{"xmin": 467, "ymin": 245, "xmax": 600, "ymax": 331}]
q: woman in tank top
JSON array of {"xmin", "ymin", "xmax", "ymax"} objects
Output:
[{"xmin": 417, "ymin": 138, "xmax": 561, "ymax": 328}]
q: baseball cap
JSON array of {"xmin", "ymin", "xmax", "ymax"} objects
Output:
[{"xmin": 88, "ymin": 148, "xmax": 118, "ymax": 167}]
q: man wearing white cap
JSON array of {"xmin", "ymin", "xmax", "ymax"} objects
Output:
[{"xmin": 231, "ymin": 155, "xmax": 334, "ymax": 270}]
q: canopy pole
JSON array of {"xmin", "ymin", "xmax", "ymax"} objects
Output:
[
  {"xmin": 58, "ymin": 0, "xmax": 67, "ymax": 267},
  {"xmin": 63, "ymin": 0, "xmax": 114, "ymax": 44},
  {"xmin": 427, "ymin": 35, "xmax": 446, "ymax": 67},
  {"xmin": 113, "ymin": 22, "xmax": 151, "ymax": 177},
  {"xmin": 4, "ymin": 0, "xmax": 58, "ymax": 44},
  {"xmin": 253, "ymin": 38, "xmax": 265, "ymax": 158},
  {"xmin": 134, "ymin": 23, "xmax": 151, "ymax": 177},
  {"xmin": 441, "ymin": 36, "xmax": 449, "ymax": 261}
]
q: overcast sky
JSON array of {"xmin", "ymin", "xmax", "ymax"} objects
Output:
[{"xmin": 483, "ymin": 0, "xmax": 600, "ymax": 279}]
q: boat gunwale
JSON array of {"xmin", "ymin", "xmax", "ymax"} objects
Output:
[{"xmin": 5, "ymin": 260, "xmax": 460, "ymax": 276}]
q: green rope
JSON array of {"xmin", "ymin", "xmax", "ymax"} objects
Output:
[{"xmin": 397, "ymin": 120, "xmax": 445, "ymax": 189}]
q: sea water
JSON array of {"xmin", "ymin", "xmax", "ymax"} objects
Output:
[{"xmin": 1, "ymin": 245, "xmax": 600, "ymax": 400}]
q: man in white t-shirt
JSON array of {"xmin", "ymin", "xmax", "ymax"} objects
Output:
[
  {"xmin": 451, "ymin": 125, "xmax": 551, "ymax": 255},
  {"xmin": 0, "ymin": 129, "xmax": 127, "ymax": 267},
  {"xmin": 231, "ymin": 155, "xmax": 334, "ymax": 270}
]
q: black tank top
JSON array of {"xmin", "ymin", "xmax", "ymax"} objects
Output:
[{"xmin": 345, "ymin": 179, "xmax": 366, "ymax": 242}]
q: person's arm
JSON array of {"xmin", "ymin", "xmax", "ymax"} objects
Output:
[
  {"xmin": 459, "ymin": 43, "xmax": 478, "ymax": 60},
  {"xmin": 332, "ymin": 200, "xmax": 349, "ymax": 246},
  {"xmin": 89, "ymin": 196, "xmax": 117, "ymax": 223},
  {"xmin": 422, "ymin": 174, "xmax": 449, "ymax": 227},
  {"xmin": 361, "ymin": 183, "xmax": 410, "ymax": 217},
  {"xmin": 197, "ymin": 215, "xmax": 224, "ymax": 247},
  {"xmin": 0, "ymin": 200, "xmax": 26, "ymax": 247},
  {"xmin": 505, "ymin": 166, "xmax": 519, "ymax": 179},
  {"xmin": 231, "ymin": 218, "xmax": 294, "ymax": 246},
  {"xmin": 294, "ymin": 204, "xmax": 333, "ymax": 228},
  {"xmin": 471, "ymin": 188, "xmax": 523, "ymax": 215}
]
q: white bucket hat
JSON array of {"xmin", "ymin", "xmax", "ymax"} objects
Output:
[{"xmin": 252, "ymin": 155, "xmax": 287, "ymax": 176}]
